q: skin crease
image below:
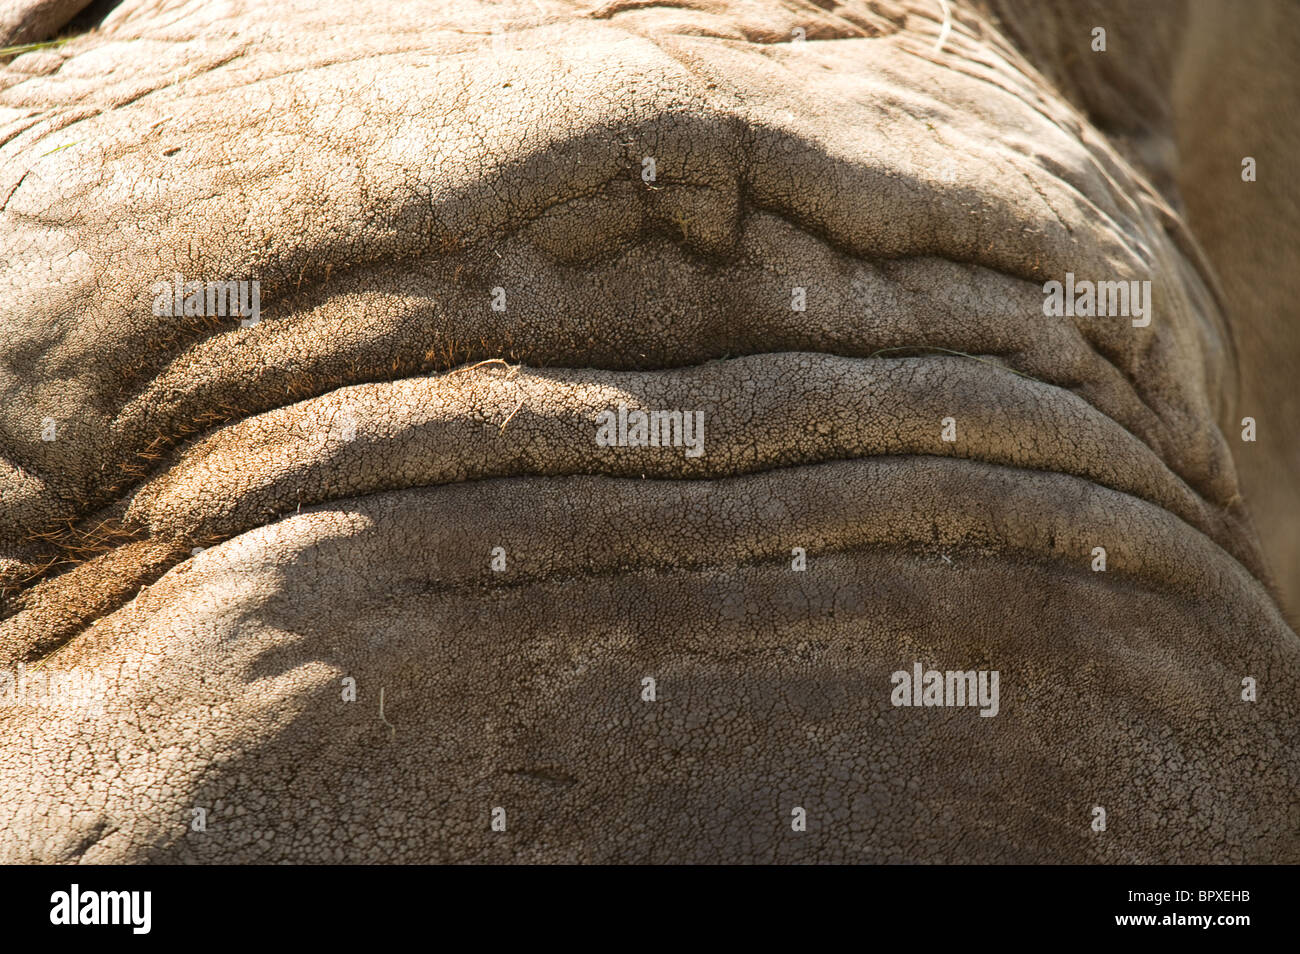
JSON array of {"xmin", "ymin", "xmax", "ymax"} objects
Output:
[{"xmin": 0, "ymin": 0, "xmax": 1296, "ymax": 862}]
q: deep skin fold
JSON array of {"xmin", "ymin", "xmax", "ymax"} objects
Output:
[{"xmin": 0, "ymin": 0, "xmax": 1296, "ymax": 862}]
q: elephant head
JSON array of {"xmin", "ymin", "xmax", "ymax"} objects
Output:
[{"xmin": 1, "ymin": 0, "xmax": 1296, "ymax": 863}]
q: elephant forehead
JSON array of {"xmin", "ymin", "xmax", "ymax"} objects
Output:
[{"xmin": 0, "ymin": 0, "xmax": 1148, "ymax": 299}]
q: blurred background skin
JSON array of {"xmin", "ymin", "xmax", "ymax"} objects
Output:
[{"xmin": 985, "ymin": 0, "xmax": 1300, "ymax": 625}]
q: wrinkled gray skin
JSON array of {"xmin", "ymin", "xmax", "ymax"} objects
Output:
[{"xmin": 0, "ymin": 0, "xmax": 1296, "ymax": 863}]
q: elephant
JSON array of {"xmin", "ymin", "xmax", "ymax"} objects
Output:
[{"xmin": 0, "ymin": 0, "xmax": 1296, "ymax": 864}]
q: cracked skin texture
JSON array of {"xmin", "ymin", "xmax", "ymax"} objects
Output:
[{"xmin": 0, "ymin": 0, "xmax": 1296, "ymax": 862}]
